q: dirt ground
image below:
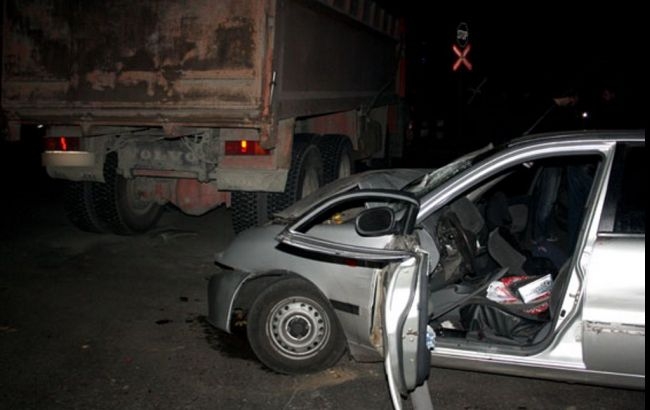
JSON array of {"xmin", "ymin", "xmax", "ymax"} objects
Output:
[{"xmin": 0, "ymin": 142, "xmax": 645, "ymax": 409}]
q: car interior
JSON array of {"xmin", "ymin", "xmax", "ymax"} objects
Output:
[
  {"xmin": 295, "ymin": 153, "xmax": 602, "ymax": 351},
  {"xmin": 419, "ymin": 155, "xmax": 601, "ymax": 350}
]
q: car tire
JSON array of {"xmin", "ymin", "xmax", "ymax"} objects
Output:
[
  {"xmin": 316, "ymin": 134, "xmax": 354, "ymax": 184},
  {"xmin": 63, "ymin": 180, "xmax": 109, "ymax": 233},
  {"xmin": 94, "ymin": 152, "xmax": 163, "ymax": 235},
  {"xmin": 231, "ymin": 135, "xmax": 323, "ymax": 233},
  {"xmin": 246, "ymin": 277, "xmax": 347, "ymax": 374}
]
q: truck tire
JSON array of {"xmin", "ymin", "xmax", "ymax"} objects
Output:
[
  {"xmin": 316, "ymin": 134, "xmax": 354, "ymax": 184},
  {"xmin": 231, "ymin": 135, "xmax": 323, "ymax": 233},
  {"xmin": 63, "ymin": 181, "xmax": 108, "ymax": 233},
  {"xmin": 94, "ymin": 153, "xmax": 163, "ymax": 235},
  {"xmin": 231, "ymin": 191, "xmax": 270, "ymax": 234},
  {"xmin": 268, "ymin": 136, "xmax": 323, "ymax": 212},
  {"xmin": 246, "ymin": 277, "xmax": 346, "ymax": 374}
]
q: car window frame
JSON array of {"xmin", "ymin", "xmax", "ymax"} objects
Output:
[
  {"xmin": 275, "ymin": 189, "xmax": 420, "ymax": 262},
  {"xmin": 416, "ymin": 139, "xmax": 618, "ymax": 223}
]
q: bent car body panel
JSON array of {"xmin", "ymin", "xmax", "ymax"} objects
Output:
[
  {"xmin": 215, "ymin": 223, "xmax": 392, "ymax": 354},
  {"xmin": 274, "ymin": 169, "xmax": 428, "ymax": 222},
  {"xmin": 275, "ymin": 189, "xmax": 433, "ymax": 404},
  {"xmin": 207, "ymin": 269, "xmax": 253, "ymax": 332}
]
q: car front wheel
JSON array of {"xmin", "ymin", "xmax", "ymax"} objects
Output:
[{"xmin": 246, "ymin": 278, "xmax": 346, "ymax": 374}]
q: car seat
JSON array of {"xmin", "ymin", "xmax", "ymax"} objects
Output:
[{"xmin": 458, "ymin": 260, "xmax": 571, "ymax": 346}]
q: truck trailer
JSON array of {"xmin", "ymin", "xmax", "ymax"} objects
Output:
[{"xmin": 2, "ymin": 0, "xmax": 405, "ymax": 234}]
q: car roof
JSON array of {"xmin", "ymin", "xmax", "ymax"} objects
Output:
[{"xmin": 507, "ymin": 129, "xmax": 645, "ymax": 148}]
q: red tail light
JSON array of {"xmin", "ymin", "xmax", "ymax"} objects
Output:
[
  {"xmin": 44, "ymin": 136, "xmax": 81, "ymax": 151},
  {"xmin": 224, "ymin": 140, "xmax": 270, "ymax": 156}
]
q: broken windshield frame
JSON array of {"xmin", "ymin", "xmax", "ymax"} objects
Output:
[
  {"xmin": 403, "ymin": 144, "xmax": 495, "ymax": 198},
  {"xmin": 273, "ymin": 145, "xmax": 495, "ymax": 224}
]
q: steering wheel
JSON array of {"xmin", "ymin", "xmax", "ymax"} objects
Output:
[{"xmin": 438, "ymin": 212, "xmax": 475, "ymax": 274}]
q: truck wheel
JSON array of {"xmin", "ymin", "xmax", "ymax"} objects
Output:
[
  {"xmin": 231, "ymin": 135, "xmax": 323, "ymax": 233},
  {"xmin": 231, "ymin": 191, "xmax": 270, "ymax": 234},
  {"xmin": 63, "ymin": 181, "xmax": 108, "ymax": 233},
  {"xmin": 268, "ymin": 135, "xmax": 323, "ymax": 213},
  {"xmin": 95, "ymin": 153, "xmax": 163, "ymax": 235},
  {"xmin": 316, "ymin": 134, "xmax": 355, "ymax": 184},
  {"xmin": 247, "ymin": 278, "xmax": 346, "ymax": 374}
]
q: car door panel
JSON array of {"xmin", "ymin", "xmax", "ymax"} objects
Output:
[
  {"xmin": 583, "ymin": 236, "xmax": 645, "ymax": 375},
  {"xmin": 583, "ymin": 143, "xmax": 645, "ymax": 375},
  {"xmin": 383, "ymin": 250, "xmax": 431, "ymax": 408}
]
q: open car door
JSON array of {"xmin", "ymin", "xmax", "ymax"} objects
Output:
[
  {"xmin": 383, "ymin": 247, "xmax": 432, "ymax": 409},
  {"xmin": 275, "ymin": 190, "xmax": 433, "ymax": 409}
]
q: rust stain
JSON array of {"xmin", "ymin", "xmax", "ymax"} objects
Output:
[
  {"xmin": 85, "ymin": 70, "xmax": 117, "ymax": 92},
  {"xmin": 259, "ymin": 0, "xmax": 276, "ymax": 120},
  {"xmin": 4, "ymin": 0, "xmax": 261, "ymax": 104},
  {"xmin": 585, "ymin": 321, "xmax": 645, "ymax": 337},
  {"xmin": 213, "ymin": 17, "xmax": 255, "ymax": 69}
]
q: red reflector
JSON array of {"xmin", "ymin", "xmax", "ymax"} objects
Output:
[
  {"xmin": 344, "ymin": 259, "xmax": 358, "ymax": 267},
  {"xmin": 225, "ymin": 140, "xmax": 270, "ymax": 156},
  {"xmin": 44, "ymin": 136, "xmax": 81, "ymax": 151}
]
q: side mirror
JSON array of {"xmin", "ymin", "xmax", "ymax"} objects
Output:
[{"xmin": 355, "ymin": 207, "xmax": 396, "ymax": 237}]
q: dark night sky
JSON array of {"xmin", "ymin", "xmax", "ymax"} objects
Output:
[
  {"xmin": 380, "ymin": 3, "xmax": 645, "ymax": 146},
  {"xmin": 410, "ymin": 9, "xmax": 642, "ymax": 91}
]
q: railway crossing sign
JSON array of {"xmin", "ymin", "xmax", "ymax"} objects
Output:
[
  {"xmin": 452, "ymin": 43, "xmax": 472, "ymax": 71},
  {"xmin": 453, "ymin": 22, "xmax": 472, "ymax": 72}
]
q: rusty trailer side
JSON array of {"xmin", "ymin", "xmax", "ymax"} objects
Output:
[
  {"xmin": 2, "ymin": 0, "xmax": 398, "ymax": 142},
  {"xmin": 2, "ymin": 0, "xmax": 270, "ymax": 133}
]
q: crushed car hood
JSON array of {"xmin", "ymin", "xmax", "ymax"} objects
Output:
[{"xmin": 274, "ymin": 168, "xmax": 429, "ymax": 222}]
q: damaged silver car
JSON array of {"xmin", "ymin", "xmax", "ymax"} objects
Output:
[{"xmin": 208, "ymin": 130, "xmax": 645, "ymax": 405}]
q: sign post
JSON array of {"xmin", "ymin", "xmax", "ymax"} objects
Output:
[{"xmin": 453, "ymin": 22, "xmax": 472, "ymax": 140}]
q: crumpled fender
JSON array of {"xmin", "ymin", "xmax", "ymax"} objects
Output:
[{"xmin": 207, "ymin": 270, "xmax": 253, "ymax": 333}]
